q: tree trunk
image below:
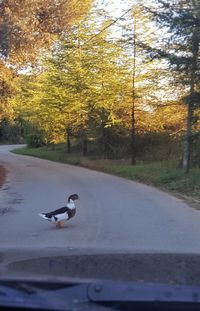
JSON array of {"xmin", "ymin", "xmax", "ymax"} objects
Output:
[
  {"xmin": 82, "ymin": 138, "xmax": 88, "ymax": 156},
  {"xmin": 131, "ymin": 14, "xmax": 137, "ymax": 165},
  {"xmin": 66, "ymin": 128, "xmax": 71, "ymax": 153},
  {"xmin": 51, "ymin": 143, "xmax": 55, "ymax": 151},
  {"xmin": 131, "ymin": 101, "xmax": 136, "ymax": 165},
  {"xmin": 102, "ymin": 126, "xmax": 108, "ymax": 159},
  {"xmin": 182, "ymin": 102, "xmax": 193, "ymax": 173},
  {"xmin": 182, "ymin": 29, "xmax": 198, "ymax": 173}
]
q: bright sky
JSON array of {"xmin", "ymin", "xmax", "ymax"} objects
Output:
[
  {"xmin": 95, "ymin": 0, "xmax": 134, "ymax": 16},
  {"xmin": 94, "ymin": 0, "xmax": 159, "ymax": 44},
  {"xmin": 95, "ymin": 0, "xmax": 154, "ymax": 17}
]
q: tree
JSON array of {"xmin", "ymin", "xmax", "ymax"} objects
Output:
[
  {"xmin": 0, "ymin": 0, "xmax": 92, "ymax": 65},
  {"xmin": 144, "ymin": 0, "xmax": 200, "ymax": 172},
  {"xmin": 0, "ymin": 0, "xmax": 93, "ymax": 144},
  {"xmin": 0, "ymin": 60, "xmax": 20, "ymax": 142},
  {"xmin": 0, "ymin": 61, "xmax": 16, "ymax": 119},
  {"xmin": 13, "ymin": 9, "xmax": 125, "ymax": 156},
  {"xmin": 116, "ymin": 3, "xmax": 166, "ymax": 164},
  {"xmin": 12, "ymin": 2, "xmax": 190, "ymax": 162}
]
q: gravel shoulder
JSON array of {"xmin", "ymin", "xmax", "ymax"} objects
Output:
[{"xmin": 0, "ymin": 165, "xmax": 6, "ymax": 188}]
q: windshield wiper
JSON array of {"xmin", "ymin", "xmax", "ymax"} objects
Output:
[{"xmin": 1, "ymin": 279, "xmax": 200, "ymax": 310}]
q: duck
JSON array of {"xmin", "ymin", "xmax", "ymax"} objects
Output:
[{"xmin": 38, "ymin": 194, "xmax": 79, "ymax": 228}]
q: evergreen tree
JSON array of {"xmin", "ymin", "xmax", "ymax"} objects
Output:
[
  {"xmin": 117, "ymin": 3, "xmax": 165, "ymax": 164},
  {"xmin": 144, "ymin": 0, "xmax": 200, "ymax": 172},
  {"xmin": 14, "ymin": 10, "xmax": 125, "ymax": 156}
]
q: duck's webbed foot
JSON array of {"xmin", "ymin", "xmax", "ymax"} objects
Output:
[{"xmin": 56, "ymin": 221, "xmax": 65, "ymax": 229}]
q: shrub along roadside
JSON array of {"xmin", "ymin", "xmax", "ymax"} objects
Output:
[{"xmin": 12, "ymin": 146, "xmax": 200, "ymax": 207}]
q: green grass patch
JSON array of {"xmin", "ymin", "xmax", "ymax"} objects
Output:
[
  {"xmin": 13, "ymin": 145, "xmax": 81, "ymax": 165},
  {"xmin": 12, "ymin": 146, "xmax": 200, "ymax": 205},
  {"xmin": 104, "ymin": 163, "xmax": 200, "ymax": 202}
]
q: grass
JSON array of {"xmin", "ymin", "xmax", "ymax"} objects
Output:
[
  {"xmin": 13, "ymin": 145, "xmax": 82, "ymax": 165},
  {"xmin": 12, "ymin": 145, "xmax": 200, "ymax": 206}
]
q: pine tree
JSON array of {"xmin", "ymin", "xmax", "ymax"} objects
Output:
[
  {"xmin": 117, "ymin": 3, "xmax": 165, "ymax": 164},
  {"xmin": 14, "ymin": 9, "xmax": 125, "ymax": 156},
  {"xmin": 145, "ymin": 0, "xmax": 200, "ymax": 172}
]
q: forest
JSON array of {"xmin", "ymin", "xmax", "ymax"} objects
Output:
[{"xmin": 0, "ymin": 0, "xmax": 200, "ymax": 176}]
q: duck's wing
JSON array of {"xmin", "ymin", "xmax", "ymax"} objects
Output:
[
  {"xmin": 45, "ymin": 206, "xmax": 68, "ymax": 217},
  {"xmin": 39, "ymin": 206, "xmax": 76, "ymax": 222}
]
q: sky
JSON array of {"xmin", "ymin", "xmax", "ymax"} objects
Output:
[
  {"xmin": 95, "ymin": 0, "xmax": 155, "ymax": 17},
  {"xmin": 94, "ymin": 0, "xmax": 159, "ymax": 44},
  {"xmin": 95, "ymin": 0, "xmax": 135, "ymax": 17}
]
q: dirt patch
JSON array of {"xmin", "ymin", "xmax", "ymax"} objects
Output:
[{"xmin": 0, "ymin": 165, "xmax": 6, "ymax": 188}]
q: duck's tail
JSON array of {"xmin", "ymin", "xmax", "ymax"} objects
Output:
[{"xmin": 38, "ymin": 213, "xmax": 51, "ymax": 221}]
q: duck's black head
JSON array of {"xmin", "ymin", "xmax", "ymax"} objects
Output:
[{"xmin": 68, "ymin": 194, "xmax": 79, "ymax": 202}]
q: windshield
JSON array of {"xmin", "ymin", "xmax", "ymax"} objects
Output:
[{"xmin": 0, "ymin": 0, "xmax": 200, "ymax": 288}]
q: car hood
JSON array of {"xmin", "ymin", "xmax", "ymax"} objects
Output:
[{"xmin": 1, "ymin": 248, "xmax": 200, "ymax": 286}]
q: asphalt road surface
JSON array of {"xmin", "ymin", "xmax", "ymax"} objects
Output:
[{"xmin": 1, "ymin": 144, "xmax": 200, "ymax": 253}]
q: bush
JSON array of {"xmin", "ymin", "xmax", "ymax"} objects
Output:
[
  {"xmin": 191, "ymin": 133, "xmax": 200, "ymax": 167},
  {"xmin": 135, "ymin": 132, "xmax": 182, "ymax": 162},
  {"xmin": 0, "ymin": 118, "xmax": 22, "ymax": 143},
  {"xmin": 26, "ymin": 134, "xmax": 44, "ymax": 148}
]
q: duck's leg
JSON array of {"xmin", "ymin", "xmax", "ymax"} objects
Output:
[{"xmin": 56, "ymin": 221, "xmax": 65, "ymax": 228}]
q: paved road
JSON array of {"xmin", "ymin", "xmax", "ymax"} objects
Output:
[{"xmin": 0, "ymin": 144, "xmax": 200, "ymax": 252}]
